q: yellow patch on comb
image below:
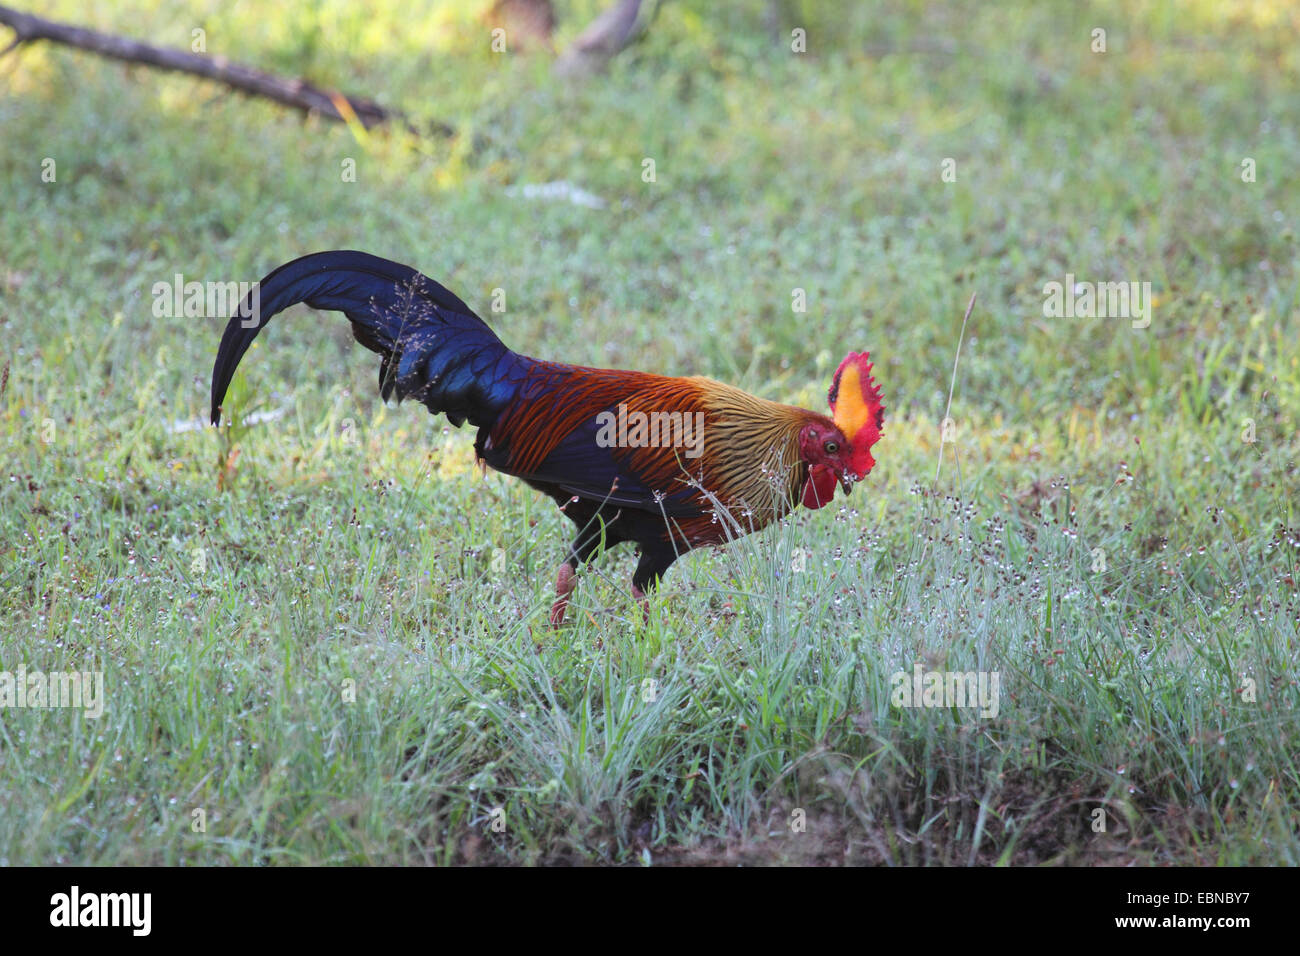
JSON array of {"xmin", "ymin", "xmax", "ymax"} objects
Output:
[{"xmin": 832, "ymin": 363, "xmax": 872, "ymax": 440}]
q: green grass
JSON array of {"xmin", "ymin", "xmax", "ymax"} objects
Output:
[{"xmin": 1, "ymin": 0, "xmax": 1297, "ymax": 864}]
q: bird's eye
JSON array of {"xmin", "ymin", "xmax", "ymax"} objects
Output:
[{"xmin": 824, "ymin": 440, "xmax": 839, "ymax": 454}]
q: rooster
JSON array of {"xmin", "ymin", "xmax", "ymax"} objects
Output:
[{"xmin": 210, "ymin": 251, "xmax": 884, "ymax": 624}]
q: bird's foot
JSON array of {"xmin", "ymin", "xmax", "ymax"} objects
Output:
[{"xmin": 630, "ymin": 582, "xmax": 651, "ymax": 624}]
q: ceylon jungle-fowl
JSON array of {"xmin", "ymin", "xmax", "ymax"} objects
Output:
[{"xmin": 209, "ymin": 251, "xmax": 884, "ymax": 625}]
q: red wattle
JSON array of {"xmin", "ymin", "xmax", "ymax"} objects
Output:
[{"xmin": 801, "ymin": 464, "xmax": 837, "ymax": 510}]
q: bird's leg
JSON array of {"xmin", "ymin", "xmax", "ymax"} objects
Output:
[
  {"xmin": 549, "ymin": 561, "xmax": 578, "ymax": 627},
  {"xmin": 549, "ymin": 518, "xmax": 618, "ymax": 627},
  {"xmin": 630, "ymin": 546, "xmax": 675, "ymax": 624}
]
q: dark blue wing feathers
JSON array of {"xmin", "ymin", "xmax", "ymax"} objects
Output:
[{"xmin": 480, "ymin": 412, "xmax": 704, "ymax": 517}]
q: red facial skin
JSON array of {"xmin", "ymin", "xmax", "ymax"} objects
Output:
[{"xmin": 798, "ymin": 419, "xmax": 860, "ymax": 510}]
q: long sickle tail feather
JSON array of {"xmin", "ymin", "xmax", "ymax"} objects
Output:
[{"xmin": 209, "ymin": 250, "xmax": 515, "ymax": 429}]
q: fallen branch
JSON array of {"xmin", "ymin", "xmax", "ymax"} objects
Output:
[{"xmin": 0, "ymin": 4, "xmax": 450, "ymax": 134}]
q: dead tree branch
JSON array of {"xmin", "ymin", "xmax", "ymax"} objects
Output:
[
  {"xmin": 0, "ymin": 4, "xmax": 450, "ymax": 134},
  {"xmin": 554, "ymin": 0, "xmax": 650, "ymax": 77}
]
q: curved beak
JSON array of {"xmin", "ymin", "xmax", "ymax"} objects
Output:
[{"xmin": 839, "ymin": 472, "xmax": 854, "ymax": 495}]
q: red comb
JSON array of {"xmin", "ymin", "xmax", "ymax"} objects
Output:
[{"xmin": 828, "ymin": 351, "xmax": 884, "ymax": 477}]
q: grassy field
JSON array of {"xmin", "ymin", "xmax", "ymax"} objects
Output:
[{"xmin": 1, "ymin": 0, "xmax": 1297, "ymax": 865}]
